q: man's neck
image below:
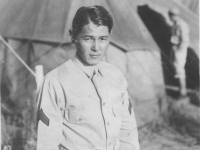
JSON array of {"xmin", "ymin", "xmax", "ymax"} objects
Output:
[{"xmin": 76, "ymin": 53, "xmax": 95, "ymax": 67}]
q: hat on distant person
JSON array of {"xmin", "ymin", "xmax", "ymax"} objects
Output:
[{"xmin": 169, "ymin": 7, "xmax": 180, "ymax": 15}]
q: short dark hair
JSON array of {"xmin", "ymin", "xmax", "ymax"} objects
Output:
[{"xmin": 69, "ymin": 5, "xmax": 113, "ymax": 43}]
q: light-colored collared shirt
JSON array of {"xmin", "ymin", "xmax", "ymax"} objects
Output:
[{"xmin": 36, "ymin": 55, "xmax": 140, "ymax": 150}]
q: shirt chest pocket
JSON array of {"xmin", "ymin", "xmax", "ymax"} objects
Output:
[
  {"xmin": 64, "ymin": 94, "xmax": 98, "ymax": 124},
  {"xmin": 108, "ymin": 85, "xmax": 124, "ymax": 118},
  {"xmin": 64, "ymin": 107, "xmax": 82, "ymax": 124},
  {"xmin": 112, "ymin": 99, "xmax": 123, "ymax": 118},
  {"xmin": 111, "ymin": 91, "xmax": 124, "ymax": 118},
  {"xmin": 64, "ymin": 99, "xmax": 87, "ymax": 124}
]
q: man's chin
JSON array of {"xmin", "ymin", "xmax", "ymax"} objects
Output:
[{"xmin": 86, "ymin": 60, "xmax": 101, "ymax": 66}]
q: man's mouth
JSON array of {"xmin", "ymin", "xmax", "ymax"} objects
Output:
[{"xmin": 90, "ymin": 54, "xmax": 101, "ymax": 58}]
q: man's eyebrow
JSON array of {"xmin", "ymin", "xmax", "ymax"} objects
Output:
[
  {"xmin": 99, "ymin": 36, "xmax": 109, "ymax": 38},
  {"xmin": 82, "ymin": 35, "xmax": 93, "ymax": 38},
  {"xmin": 82, "ymin": 35, "xmax": 109, "ymax": 38}
]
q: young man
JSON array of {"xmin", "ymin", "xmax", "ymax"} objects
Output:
[
  {"xmin": 36, "ymin": 5, "xmax": 140, "ymax": 150},
  {"xmin": 169, "ymin": 7, "xmax": 190, "ymax": 97}
]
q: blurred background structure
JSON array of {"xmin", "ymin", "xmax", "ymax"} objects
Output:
[{"xmin": 0, "ymin": 0, "xmax": 199, "ymax": 150}]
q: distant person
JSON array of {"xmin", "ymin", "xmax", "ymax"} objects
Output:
[
  {"xmin": 168, "ymin": 7, "xmax": 190, "ymax": 97},
  {"xmin": 36, "ymin": 5, "xmax": 140, "ymax": 150}
]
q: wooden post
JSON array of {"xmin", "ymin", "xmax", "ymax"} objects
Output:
[{"xmin": 35, "ymin": 65, "xmax": 44, "ymax": 90}]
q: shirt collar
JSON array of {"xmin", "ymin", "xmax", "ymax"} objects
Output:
[{"xmin": 72, "ymin": 54, "xmax": 96, "ymax": 78}]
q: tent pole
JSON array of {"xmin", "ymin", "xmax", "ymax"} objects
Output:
[{"xmin": 0, "ymin": 35, "xmax": 36, "ymax": 77}]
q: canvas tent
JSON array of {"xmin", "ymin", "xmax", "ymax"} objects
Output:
[
  {"xmin": 136, "ymin": 0, "xmax": 199, "ymax": 94},
  {"xmin": 0, "ymin": 0, "xmax": 158, "ymax": 50},
  {"xmin": 1, "ymin": 0, "xmax": 199, "ymax": 148},
  {"xmin": 148, "ymin": 0, "xmax": 199, "ymax": 55}
]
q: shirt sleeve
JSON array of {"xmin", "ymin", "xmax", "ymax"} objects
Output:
[
  {"xmin": 119, "ymin": 79, "xmax": 140, "ymax": 150},
  {"xmin": 36, "ymin": 77, "xmax": 63, "ymax": 150}
]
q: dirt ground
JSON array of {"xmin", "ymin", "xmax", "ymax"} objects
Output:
[
  {"xmin": 139, "ymin": 123, "xmax": 200, "ymax": 150},
  {"xmin": 138, "ymin": 94, "xmax": 200, "ymax": 150}
]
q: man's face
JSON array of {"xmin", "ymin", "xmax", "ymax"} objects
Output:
[{"xmin": 75, "ymin": 22, "xmax": 111, "ymax": 66}]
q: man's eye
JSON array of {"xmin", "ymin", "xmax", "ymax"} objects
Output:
[
  {"xmin": 100, "ymin": 38, "xmax": 108, "ymax": 41},
  {"xmin": 84, "ymin": 38, "xmax": 92, "ymax": 41}
]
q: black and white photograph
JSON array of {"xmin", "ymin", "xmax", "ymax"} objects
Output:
[{"xmin": 0, "ymin": 0, "xmax": 199, "ymax": 150}]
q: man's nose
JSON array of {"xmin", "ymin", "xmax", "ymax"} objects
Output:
[{"xmin": 91, "ymin": 40, "xmax": 100, "ymax": 51}]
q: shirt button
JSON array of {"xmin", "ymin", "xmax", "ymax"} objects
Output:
[
  {"xmin": 103, "ymin": 102, "xmax": 105, "ymax": 106},
  {"xmin": 107, "ymin": 122, "xmax": 109, "ymax": 126},
  {"xmin": 79, "ymin": 118, "xmax": 82, "ymax": 121},
  {"xmin": 109, "ymin": 142, "xmax": 112, "ymax": 145}
]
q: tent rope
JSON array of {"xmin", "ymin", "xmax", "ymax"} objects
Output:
[{"xmin": 0, "ymin": 35, "xmax": 36, "ymax": 77}]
